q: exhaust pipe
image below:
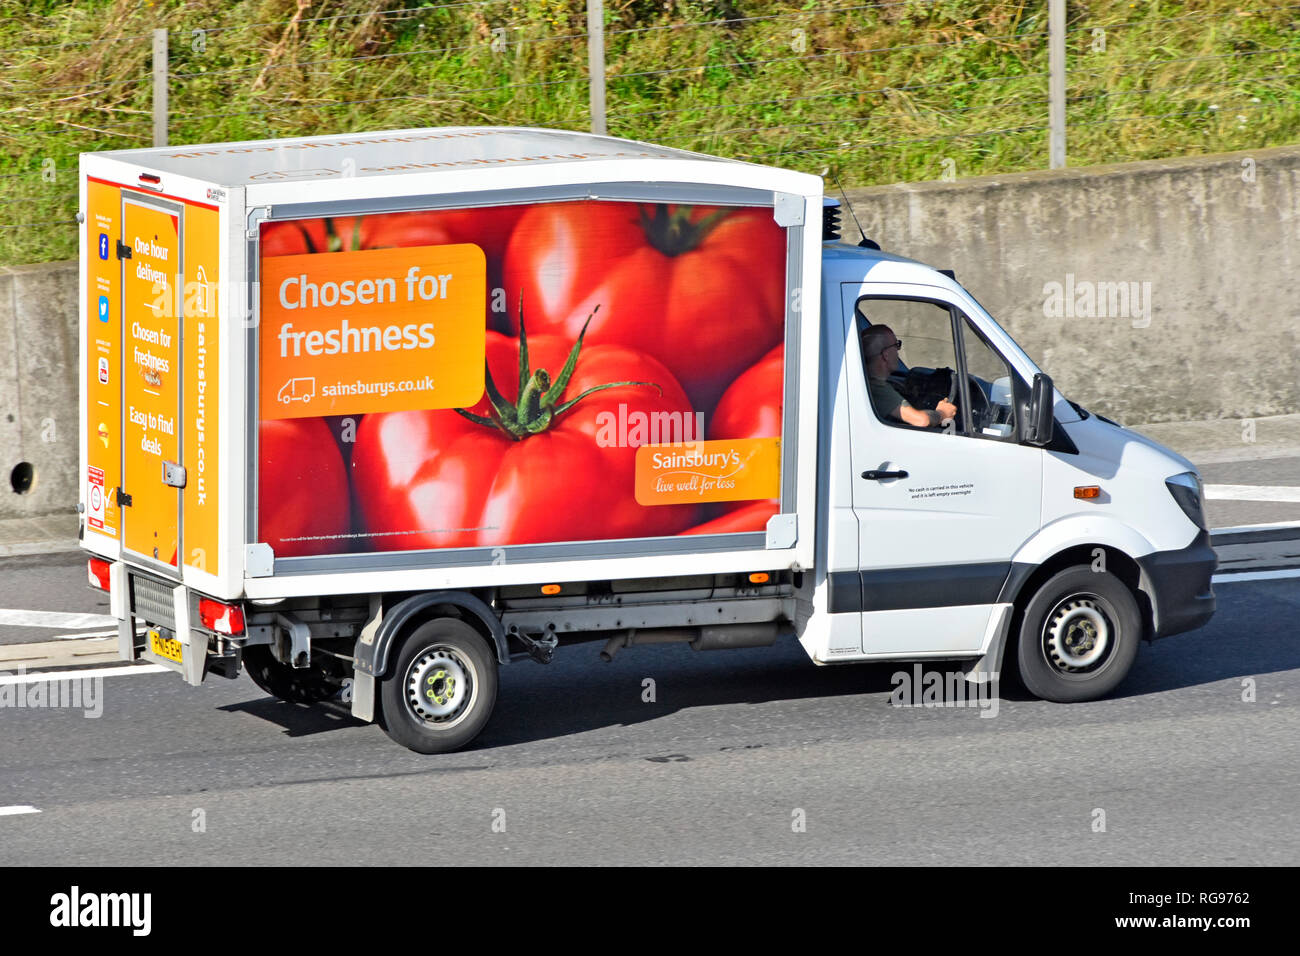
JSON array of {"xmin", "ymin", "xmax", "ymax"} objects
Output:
[{"xmin": 600, "ymin": 628, "xmax": 695, "ymax": 662}]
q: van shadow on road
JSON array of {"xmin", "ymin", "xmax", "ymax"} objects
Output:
[{"xmin": 211, "ymin": 581, "xmax": 1295, "ymax": 748}]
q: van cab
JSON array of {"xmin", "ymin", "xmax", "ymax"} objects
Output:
[{"xmin": 810, "ymin": 232, "xmax": 1217, "ymax": 700}]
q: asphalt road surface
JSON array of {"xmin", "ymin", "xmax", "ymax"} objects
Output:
[
  {"xmin": 0, "ymin": 451, "xmax": 1295, "ymax": 866},
  {"xmin": 0, "ymin": 570, "xmax": 1295, "ymax": 866}
]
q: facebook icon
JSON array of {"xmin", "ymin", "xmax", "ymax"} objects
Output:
[
  {"xmin": 98, "ymin": 295, "xmax": 109, "ymax": 322},
  {"xmin": 97, "ymin": 233, "xmax": 109, "ymax": 260}
]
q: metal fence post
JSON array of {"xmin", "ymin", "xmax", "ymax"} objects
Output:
[
  {"xmin": 1048, "ymin": 0, "xmax": 1065, "ymax": 168},
  {"xmin": 152, "ymin": 28, "xmax": 168, "ymax": 148},
  {"xmin": 587, "ymin": 0, "xmax": 607, "ymax": 136}
]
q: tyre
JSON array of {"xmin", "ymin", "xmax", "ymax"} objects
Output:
[
  {"xmin": 1015, "ymin": 566, "xmax": 1142, "ymax": 703},
  {"xmin": 377, "ymin": 618, "xmax": 498, "ymax": 754},
  {"xmin": 242, "ymin": 644, "xmax": 341, "ymax": 704}
]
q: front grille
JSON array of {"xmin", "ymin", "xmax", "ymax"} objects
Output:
[{"xmin": 130, "ymin": 573, "xmax": 176, "ymax": 630}]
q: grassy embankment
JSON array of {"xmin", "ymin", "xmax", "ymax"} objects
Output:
[{"xmin": 0, "ymin": 0, "xmax": 1295, "ymax": 264}]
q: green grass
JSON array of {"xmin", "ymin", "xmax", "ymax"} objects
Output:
[{"xmin": 0, "ymin": 0, "xmax": 1296, "ymax": 263}]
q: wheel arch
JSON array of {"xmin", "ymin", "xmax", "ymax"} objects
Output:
[
  {"xmin": 354, "ymin": 590, "xmax": 509, "ymax": 682},
  {"xmin": 1000, "ymin": 544, "xmax": 1154, "ymax": 653}
]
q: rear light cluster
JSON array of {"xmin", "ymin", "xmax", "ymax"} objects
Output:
[
  {"xmin": 199, "ymin": 598, "xmax": 245, "ymax": 636},
  {"xmin": 87, "ymin": 558, "xmax": 111, "ymax": 591}
]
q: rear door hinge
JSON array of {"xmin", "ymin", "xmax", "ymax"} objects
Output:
[
  {"xmin": 115, "ymin": 487, "xmax": 133, "ymax": 507},
  {"xmin": 115, "ymin": 239, "xmax": 133, "ymax": 260}
]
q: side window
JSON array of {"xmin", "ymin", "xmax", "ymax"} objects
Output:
[
  {"xmin": 856, "ymin": 296, "xmax": 1023, "ymax": 440},
  {"xmin": 960, "ymin": 316, "xmax": 1019, "ymax": 440},
  {"xmin": 856, "ymin": 297, "xmax": 958, "ymax": 433}
]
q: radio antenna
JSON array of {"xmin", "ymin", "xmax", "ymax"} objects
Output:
[{"xmin": 826, "ymin": 166, "xmax": 866, "ymax": 245}]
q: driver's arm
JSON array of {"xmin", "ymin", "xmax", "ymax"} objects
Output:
[
  {"xmin": 894, "ymin": 400, "xmax": 956, "ymax": 428},
  {"xmin": 895, "ymin": 404, "xmax": 937, "ymax": 428}
]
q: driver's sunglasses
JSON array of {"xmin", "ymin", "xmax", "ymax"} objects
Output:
[{"xmin": 885, "ymin": 338, "xmax": 903, "ymax": 352}]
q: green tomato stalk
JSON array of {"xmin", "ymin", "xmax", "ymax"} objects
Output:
[{"xmin": 455, "ymin": 298, "xmax": 661, "ymax": 441}]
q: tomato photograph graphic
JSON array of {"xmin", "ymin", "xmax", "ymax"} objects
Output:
[
  {"xmin": 351, "ymin": 314, "xmax": 700, "ymax": 550},
  {"xmin": 261, "ymin": 207, "xmax": 522, "ymax": 276},
  {"xmin": 259, "ymin": 417, "xmax": 351, "ymax": 557},
  {"xmin": 709, "ymin": 344, "xmax": 784, "ymax": 443},
  {"xmin": 258, "ymin": 199, "xmax": 788, "ymax": 556},
  {"xmin": 502, "ymin": 201, "xmax": 787, "ymax": 408},
  {"xmin": 681, "ymin": 499, "xmax": 779, "ymax": 536},
  {"xmin": 697, "ymin": 343, "xmax": 785, "ymax": 531}
]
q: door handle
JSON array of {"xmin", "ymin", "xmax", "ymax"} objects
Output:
[
  {"xmin": 861, "ymin": 469, "xmax": 908, "ymax": 480},
  {"xmin": 162, "ymin": 460, "xmax": 187, "ymax": 489}
]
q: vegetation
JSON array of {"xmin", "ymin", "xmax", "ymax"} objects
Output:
[{"xmin": 0, "ymin": 0, "xmax": 1296, "ymax": 262}]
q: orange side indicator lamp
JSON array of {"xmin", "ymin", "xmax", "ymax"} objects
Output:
[
  {"xmin": 748, "ymin": 572, "xmax": 771, "ymax": 584},
  {"xmin": 541, "ymin": 584, "xmax": 562, "ymax": 595},
  {"xmin": 1074, "ymin": 485, "xmax": 1102, "ymax": 500}
]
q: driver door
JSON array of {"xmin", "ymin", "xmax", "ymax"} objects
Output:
[{"xmin": 840, "ymin": 281, "xmax": 1043, "ymax": 656}]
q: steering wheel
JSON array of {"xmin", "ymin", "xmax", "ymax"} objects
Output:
[{"xmin": 945, "ymin": 373, "xmax": 993, "ymax": 432}]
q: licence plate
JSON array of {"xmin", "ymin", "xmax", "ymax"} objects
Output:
[{"xmin": 148, "ymin": 628, "xmax": 183, "ymax": 664}]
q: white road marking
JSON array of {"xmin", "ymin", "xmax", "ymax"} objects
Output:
[
  {"xmin": 1211, "ymin": 519, "xmax": 1300, "ymax": 535},
  {"xmin": 1213, "ymin": 568, "xmax": 1300, "ymax": 584},
  {"xmin": 0, "ymin": 609, "xmax": 117, "ymax": 630},
  {"xmin": 50, "ymin": 628, "xmax": 145, "ymax": 641},
  {"xmin": 0, "ymin": 664, "xmax": 169, "ymax": 685},
  {"xmin": 1204, "ymin": 484, "xmax": 1300, "ymax": 503},
  {"xmin": 0, "ymin": 806, "xmax": 40, "ymax": 817}
]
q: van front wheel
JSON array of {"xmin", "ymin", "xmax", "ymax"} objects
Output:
[
  {"xmin": 1016, "ymin": 567, "xmax": 1141, "ymax": 703},
  {"xmin": 378, "ymin": 618, "xmax": 498, "ymax": 754}
]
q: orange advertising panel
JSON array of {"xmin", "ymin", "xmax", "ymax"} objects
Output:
[
  {"xmin": 184, "ymin": 204, "xmax": 219, "ymax": 574},
  {"xmin": 85, "ymin": 179, "xmax": 122, "ymax": 538},
  {"xmin": 122, "ymin": 200, "xmax": 181, "ymax": 567},
  {"xmin": 259, "ymin": 244, "xmax": 486, "ymax": 420},
  {"xmin": 255, "ymin": 202, "xmax": 788, "ymax": 558},
  {"xmin": 634, "ymin": 438, "xmax": 781, "ymax": 506}
]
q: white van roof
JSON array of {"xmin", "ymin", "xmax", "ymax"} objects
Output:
[{"xmin": 87, "ymin": 126, "xmax": 734, "ymax": 188}]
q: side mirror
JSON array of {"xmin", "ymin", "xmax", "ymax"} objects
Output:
[{"xmin": 1025, "ymin": 372, "xmax": 1055, "ymax": 446}]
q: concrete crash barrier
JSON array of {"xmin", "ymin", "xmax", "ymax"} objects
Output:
[{"xmin": 1, "ymin": 260, "xmax": 79, "ymax": 521}]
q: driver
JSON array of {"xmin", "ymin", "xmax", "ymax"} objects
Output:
[{"xmin": 862, "ymin": 324, "xmax": 957, "ymax": 429}]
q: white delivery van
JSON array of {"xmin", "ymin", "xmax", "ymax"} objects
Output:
[{"xmin": 78, "ymin": 127, "xmax": 1216, "ymax": 752}]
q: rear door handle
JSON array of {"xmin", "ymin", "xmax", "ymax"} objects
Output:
[{"xmin": 861, "ymin": 470, "xmax": 908, "ymax": 480}]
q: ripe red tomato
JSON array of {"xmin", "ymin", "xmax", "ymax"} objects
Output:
[
  {"xmin": 698, "ymin": 344, "xmax": 784, "ymax": 529},
  {"xmin": 260, "ymin": 217, "xmax": 358, "ymax": 256},
  {"xmin": 259, "ymin": 417, "xmax": 351, "ymax": 557},
  {"xmin": 680, "ymin": 500, "xmax": 780, "ymax": 536},
  {"xmin": 501, "ymin": 201, "xmax": 787, "ymax": 409},
  {"xmin": 352, "ymin": 328, "xmax": 699, "ymax": 549},
  {"xmin": 709, "ymin": 344, "xmax": 784, "ymax": 441},
  {"xmin": 261, "ymin": 207, "xmax": 523, "ymax": 263}
]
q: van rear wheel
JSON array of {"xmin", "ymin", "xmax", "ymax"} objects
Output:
[
  {"xmin": 377, "ymin": 618, "xmax": 497, "ymax": 754},
  {"xmin": 1016, "ymin": 567, "xmax": 1141, "ymax": 703}
]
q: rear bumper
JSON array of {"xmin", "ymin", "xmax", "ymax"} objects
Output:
[{"xmin": 1137, "ymin": 529, "xmax": 1217, "ymax": 640}]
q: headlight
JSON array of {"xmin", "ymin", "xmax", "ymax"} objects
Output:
[{"xmin": 1165, "ymin": 471, "xmax": 1206, "ymax": 531}]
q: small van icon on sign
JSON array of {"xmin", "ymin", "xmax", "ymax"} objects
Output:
[{"xmin": 278, "ymin": 377, "xmax": 316, "ymax": 405}]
